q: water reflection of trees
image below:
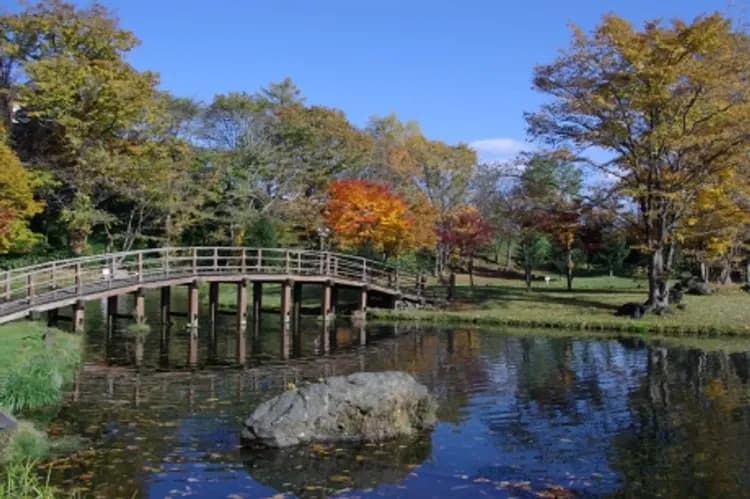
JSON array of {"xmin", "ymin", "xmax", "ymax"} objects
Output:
[
  {"xmin": 51, "ymin": 322, "xmax": 750, "ymax": 497},
  {"xmin": 241, "ymin": 436, "xmax": 432, "ymax": 498},
  {"xmin": 610, "ymin": 347, "xmax": 750, "ymax": 497},
  {"xmin": 51, "ymin": 324, "xmax": 488, "ymax": 497}
]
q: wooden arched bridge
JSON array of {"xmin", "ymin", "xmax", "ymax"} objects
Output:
[{"xmin": 0, "ymin": 247, "xmax": 433, "ymax": 334}]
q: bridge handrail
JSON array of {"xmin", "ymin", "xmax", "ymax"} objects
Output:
[{"xmin": 0, "ymin": 247, "xmax": 428, "ymax": 314}]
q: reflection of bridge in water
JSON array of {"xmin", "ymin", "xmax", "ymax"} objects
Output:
[{"xmin": 0, "ymin": 247, "xmax": 438, "ymax": 363}]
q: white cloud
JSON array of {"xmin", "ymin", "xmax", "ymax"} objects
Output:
[{"xmin": 468, "ymin": 138, "xmax": 531, "ymax": 162}]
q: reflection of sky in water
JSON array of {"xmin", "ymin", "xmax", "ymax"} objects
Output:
[
  {"xmin": 53, "ymin": 310, "xmax": 750, "ymax": 498},
  {"xmin": 138, "ymin": 342, "xmax": 643, "ymax": 497}
]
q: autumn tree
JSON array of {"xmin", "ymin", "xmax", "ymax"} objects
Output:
[
  {"xmin": 409, "ymin": 138, "xmax": 477, "ymax": 276},
  {"xmin": 270, "ymin": 104, "xmax": 373, "ymax": 240},
  {"xmin": 0, "ymin": 125, "xmax": 42, "ymax": 253},
  {"xmin": 439, "ymin": 205, "xmax": 493, "ymax": 287},
  {"xmin": 680, "ymin": 166, "xmax": 750, "ymax": 283},
  {"xmin": 325, "ymin": 179, "xmax": 425, "ymax": 260},
  {"xmin": 528, "ymin": 14, "xmax": 750, "ymax": 310}
]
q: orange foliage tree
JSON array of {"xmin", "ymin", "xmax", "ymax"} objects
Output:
[
  {"xmin": 325, "ymin": 179, "xmax": 430, "ymax": 260},
  {"xmin": 439, "ymin": 205, "xmax": 493, "ymax": 287}
]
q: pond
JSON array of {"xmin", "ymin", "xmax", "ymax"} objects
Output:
[{"xmin": 48, "ymin": 288, "xmax": 750, "ymax": 498}]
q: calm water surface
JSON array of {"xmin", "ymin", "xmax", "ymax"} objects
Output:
[{"xmin": 49, "ymin": 289, "xmax": 750, "ymax": 498}]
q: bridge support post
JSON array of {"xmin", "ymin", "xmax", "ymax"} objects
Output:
[
  {"xmin": 72, "ymin": 301, "xmax": 85, "ymax": 333},
  {"xmin": 358, "ymin": 287, "xmax": 368, "ymax": 315},
  {"xmin": 319, "ymin": 320, "xmax": 331, "ymax": 354},
  {"xmin": 292, "ymin": 282, "xmax": 303, "ymax": 327},
  {"xmin": 188, "ymin": 281, "xmax": 199, "ymax": 332},
  {"xmin": 322, "ymin": 282, "xmax": 335, "ymax": 322},
  {"xmin": 133, "ymin": 289, "xmax": 145, "ymax": 324},
  {"xmin": 106, "ymin": 295, "xmax": 118, "ymax": 332},
  {"xmin": 160, "ymin": 287, "xmax": 170, "ymax": 325},
  {"xmin": 358, "ymin": 323, "xmax": 367, "ymax": 346},
  {"xmin": 208, "ymin": 282, "xmax": 219, "ymax": 325},
  {"xmin": 280, "ymin": 280, "xmax": 292, "ymax": 360},
  {"xmin": 252, "ymin": 282, "xmax": 262, "ymax": 339},
  {"xmin": 187, "ymin": 281, "xmax": 199, "ymax": 367},
  {"xmin": 236, "ymin": 279, "xmax": 248, "ymax": 366}
]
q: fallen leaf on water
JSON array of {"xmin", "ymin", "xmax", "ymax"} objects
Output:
[{"xmin": 329, "ymin": 474, "xmax": 352, "ymax": 483}]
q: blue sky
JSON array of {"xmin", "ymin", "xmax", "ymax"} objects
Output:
[{"xmin": 28, "ymin": 1, "xmax": 739, "ymax": 161}]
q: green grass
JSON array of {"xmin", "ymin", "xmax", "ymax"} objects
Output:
[
  {"xmin": 0, "ymin": 322, "xmax": 81, "ymax": 414},
  {"xmin": 0, "ymin": 461, "xmax": 58, "ymax": 499},
  {"xmin": 0, "ymin": 323, "xmax": 83, "ymax": 487},
  {"xmin": 372, "ymin": 273, "xmax": 750, "ymax": 337}
]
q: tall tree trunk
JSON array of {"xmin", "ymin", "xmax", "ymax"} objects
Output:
[
  {"xmin": 506, "ymin": 240, "xmax": 513, "ymax": 270},
  {"xmin": 646, "ymin": 247, "xmax": 670, "ymax": 310},
  {"xmin": 745, "ymin": 260, "xmax": 750, "ymax": 287},
  {"xmin": 468, "ymin": 258, "xmax": 474, "ymax": 288},
  {"xmin": 433, "ymin": 247, "xmax": 440, "ymax": 278},
  {"xmin": 700, "ymin": 261, "xmax": 708, "ymax": 282},
  {"xmin": 524, "ymin": 264, "xmax": 532, "ymax": 291},
  {"xmin": 448, "ymin": 271, "xmax": 456, "ymax": 301},
  {"xmin": 566, "ymin": 247, "xmax": 574, "ymax": 291},
  {"xmin": 719, "ymin": 262, "xmax": 732, "ymax": 285}
]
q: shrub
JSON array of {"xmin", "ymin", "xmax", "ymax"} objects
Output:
[
  {"xmin": 0, "ymin": 422, "xmax": 50, "ymax": 464},
  {"xmin": 126, "ymin": 321, "xmax": 150, "ymax": 338}
]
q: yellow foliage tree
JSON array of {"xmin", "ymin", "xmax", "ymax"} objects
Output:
[
  {"xmin": 681, "ymin": 167, "xmax": 750, "ymax": 283},
  {"xmin": 0, "ymin": 128, "xmax": 42, "ymax": 253}
]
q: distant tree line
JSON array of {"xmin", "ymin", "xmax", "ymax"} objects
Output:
[{"xmin": 0, "ymin": 2, "xmax": 748, "ymax": 311}]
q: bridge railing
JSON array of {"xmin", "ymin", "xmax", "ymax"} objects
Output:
[{"xmin": 0, "ymin": 247, "xmax": 427, "ymax": 315}]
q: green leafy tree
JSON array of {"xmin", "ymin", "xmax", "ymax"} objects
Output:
[
  {"xmin": 515, "ymin": 232, "xmax": 552, "ymax": 291},
  {"xmin": 3, "ymin": 0, "xmax": 165, "ymax": 254}
]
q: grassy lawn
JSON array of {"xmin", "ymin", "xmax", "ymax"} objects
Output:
[{"xmin": 372, "ymin": 272, "xmax": 750, "ymax": 336}]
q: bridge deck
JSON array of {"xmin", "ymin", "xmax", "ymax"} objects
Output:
[{"xmin": 0, "ymin": 247, "xmax": 433, "ymax": 325}]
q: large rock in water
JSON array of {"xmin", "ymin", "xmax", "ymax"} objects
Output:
[{"xmin": 241, "ymin": 371, "xmax": 437, "ymax": 448}]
